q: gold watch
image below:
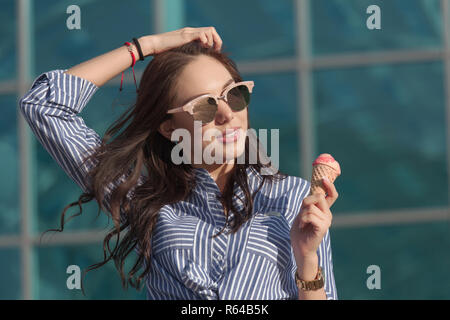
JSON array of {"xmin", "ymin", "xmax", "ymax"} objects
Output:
[{"xmin": 295, "ymin": 267, "xmax": 324, "ymax": 291}]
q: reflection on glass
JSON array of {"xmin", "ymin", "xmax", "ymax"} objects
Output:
[
  {"xmin": 0, "ymin": 249, "xmax": 21, "ymax": 299},
  {"xmin": 0, "ymin": 1, "xmax": 16, "ymax": 81},
  {"xmin": 33, "ymin": 0, "xmax": 152, "ymax": 76},
  {"xmin": 185, "ymin": 0, "xmax": 296, "ymax": 61},
  {"xmin": 36, "ymin": 244, "xmax": 145, "ymax": 299},
  {"xmin": 0, "ymin": 95, "xmax": 19, "ymax": 235},
  {"xmin": 331, "ymin": 222, "xmax": 450, "ymax": 299},
  {"xmin": 314, "ymin": 61, "xmax": 447, "ymax": 213},
  {"xmin": 312, "ymin": 0, "xmax": 442, "ymax": 55},
  {"xmin": 244, "ymin": 72, "xmax": 300, "ymax": 176}
]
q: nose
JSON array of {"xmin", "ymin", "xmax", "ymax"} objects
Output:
[{"xmin": 214, "ymin": 98, "xmax": 234, "ymax": 124}]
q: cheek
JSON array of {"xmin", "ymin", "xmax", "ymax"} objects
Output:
[
  {"xmin": 173, "ymin": 113, "xmax": 194, "ymax": 131},
  {"xmin": 200, "ymin": 124, "xmax": 218, "ymax": 148},
  {"xmin": 235, "ymin": 109, "xmax": 249, "ymax": 130}
]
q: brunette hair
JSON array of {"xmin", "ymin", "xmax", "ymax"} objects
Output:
[{"xmin": 44, "ymin": 41, "xmax": 286, "ymax": 294}]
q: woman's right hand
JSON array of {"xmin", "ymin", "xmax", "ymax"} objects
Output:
[{"xmin": 139, "ymin": 27, "xmax": 223, "ymax": 56}]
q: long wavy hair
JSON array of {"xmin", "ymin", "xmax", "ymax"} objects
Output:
[{"xmin": 45, "ymin": 41, "xmax": 287, "ymax": 294}]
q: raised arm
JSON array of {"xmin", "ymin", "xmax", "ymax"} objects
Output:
[
  {"xmin": 18, "ymin": 27, "xmax": 223, "ymax": 207},
  {"xmin": 18, "ymin": 36, "xmax": 150, "ymax": 196},
  {"xmin": 63, "ymin": 36, "xmax": 147, "ymax": 87},
  {"xmin": 65, "ymin": 27, "xmax": 223, "ymax": 86}
]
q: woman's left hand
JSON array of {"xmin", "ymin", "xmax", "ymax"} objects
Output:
[{"xmin": 290, "ymin": 177, "xmax": 339, "ymax": 262}]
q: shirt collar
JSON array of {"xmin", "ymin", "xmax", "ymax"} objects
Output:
[{"xmin": 192, "ymin": 166, "xmax": 259, "ymax": 192}]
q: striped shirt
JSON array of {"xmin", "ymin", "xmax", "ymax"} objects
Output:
[{"xmin": 19, "ymin": 69, "xmax": 338, "ymax": 300}]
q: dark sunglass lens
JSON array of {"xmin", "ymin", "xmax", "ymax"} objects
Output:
[
  {"xmin": 193, "ymin": 97, "xmax": 218, "ymax": 123},
  {"xmin": 227, "ymin": 85, "xmax": 250, "ymax": 111}
]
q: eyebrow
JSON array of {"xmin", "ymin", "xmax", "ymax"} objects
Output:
[
  {"xmin": 222, "ymin": 78, "xmax": 235, "ymax": 90},
  {"xmin": 180, "ymin": 78, "xmax": 235, "ymax": 106}
]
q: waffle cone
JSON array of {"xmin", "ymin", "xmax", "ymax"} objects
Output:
[{"xmin": 310, "ymin": 164, "xmax": 339, "ymax": 195}]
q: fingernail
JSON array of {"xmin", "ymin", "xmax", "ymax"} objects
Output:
[{"xmin": 322, "ymin": 177, "xmax": 330, "ymax": 183}]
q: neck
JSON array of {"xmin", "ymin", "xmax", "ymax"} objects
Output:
[{"xmin": 193, "ymin": 160, "xmax": 235, "ymax": 194}]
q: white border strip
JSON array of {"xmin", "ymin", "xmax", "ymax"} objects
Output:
[
  {"xmin": 0, "ymin": 230, "xmax": 107, "ymax": 247},
  {"xmin": 0, "ymin": 208, "xmax": 448, "ymax": 248},
  {"xmin": 296, "ymin": 0, "xmax": 315, "ymax": 180},
  {"xmin": 17, "ymin": 0, "xmax": 33, "ymax": 300},
  {"xmin": 333, "ymin": 207, "xmax": 450, "ymax": 228},
  {"xmin": 442, "ymin": 0, "xmax": 450, "ymax": 223},
  {"xmin": 0, "ymin": 80, "xmax": 17, "ymax": 94},
  {"xmin": 237, "ymin": 49, "xmax": 443, "ymax": 74},
  {"xmin": 153, "ymin": 0, "xmax": 165, "ymax": 34},
  {"xmin": 0, "ymin": 48, "xmax": 446, "ymax": 93},
  {"xmin": 311, "ymin": 48, "xmax": 443, "ymax": 70}
]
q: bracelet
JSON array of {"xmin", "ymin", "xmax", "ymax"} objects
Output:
[
  {"xmin": 132, "ymin": 37, "xmax": 145, "ymax": 61},
  {"xmin": 123, "ymin": 41, "xmax": 136, "ymax": 67},
  {"xmin": 295, "ymin": 267, "xmax": 324, "ymax": 291},
  {"xmin": 120, "ymin": 42, "xmax": 138, "ymax": 93}
]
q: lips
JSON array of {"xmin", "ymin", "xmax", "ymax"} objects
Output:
[{"xmin": 217, "ymin": 127, "xmax": 241, "ymax": 143}]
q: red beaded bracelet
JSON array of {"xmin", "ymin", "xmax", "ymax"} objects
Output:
[{"xmin": 120, "ymin": 41, "xmax": 138, "ymax": 92}]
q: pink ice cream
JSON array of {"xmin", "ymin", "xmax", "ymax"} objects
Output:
[
  {"xmin": 312, "ymin": 153, "xmax": 341, "ymax": 175},
  {"xmin": 310, "ymin": 153, "xmax": 341, "ymax": 195}
]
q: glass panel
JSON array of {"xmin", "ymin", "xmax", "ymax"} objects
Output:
[
  {"xmin": 185, "ymin": 0, "xmax": 296, "ymax": 61},
  {"xmin": 314, "ymin": 61, "xmax": 447, "ymax": 213},
  {"xmin": 33, "ymin": 0, "xmax": 152, "ymax": 76},
  {"xmin": 0, "ymin": 95, "xmax": 19, "ymax": 235},
  {"xmin": 0, "ymin": 0, "xmax": 16, "ymax": 81},
  {"xmin": 331, "ymin": 221, "xmax": 450, "ymax": 299},
  {"xmin": 245, "ymin": 72, "xmax": 300, "ymax": 176},
  {"xmin": 36, "ymin": 145, "xmax": 111, "ymax": 234},
  {"xmin": 312, "ymin": 0, "xmax": 442, "ymax": 55},
  {"xmin": 0, "ymin": 249, "xmax": 21, "ymax": 299},
  {"xmin": 35, "ymin": 244, "xmax": 146, "ymax": 299}
]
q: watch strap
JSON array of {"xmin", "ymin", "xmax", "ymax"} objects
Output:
[{"xmin": 295, "ymin": 266, "xmax": 325, "ymax": 291}]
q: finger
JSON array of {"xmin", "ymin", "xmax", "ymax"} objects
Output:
[
  {"xmin": 322, "ymin": 177, "xmax": 339, "ymax": 208},
  {"xmin": 299, "ymin": 199, "xmax": 332, "ymax": 228},
  {"xmin": 299, "ymin": 205, "xmax": 322, "ymax": 229},
  {"xmin": 211, "ymin": 27, "xmax": 223, "ymax": 51},
  {"xmin": 313, "ymin": 193, "xmax": 333, "ymax": 220},
  {"xmin": 300, "ymin": 207, "xmax": 332, "ymax": 230},
  {"xmin": 302, "ymin": 194, "xmax": 327, "ymax": 208},
  {"xmin": 198, "ymin": 32, "xmax": 209, "ymax": 47},
  {"xmin": 301, "ymin": 194, "xmax": 317, "ymax": 207},
  {"xmin": 300, "ymin": 209, "xmax": 327, "ymax": 230},
  {"xmin": 205, "ymin": 31, "xmax": 214, "ymax": 47},
  {"xmin": 302, "ymin": 204, "xmax": 328, "ymax": 222}
]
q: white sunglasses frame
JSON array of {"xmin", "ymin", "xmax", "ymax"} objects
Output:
[{"xmin": 166, "ymin": 81, "xmax": 254, "ymax": 119}]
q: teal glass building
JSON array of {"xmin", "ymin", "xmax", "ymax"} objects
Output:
[{"xmin": 1, "ymin": 0, "xmax": 449, "ymax": 299}]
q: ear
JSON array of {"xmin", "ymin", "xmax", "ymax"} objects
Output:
[{"xmin": 158, "ymin": 118, "xmax": 176, "ymax": 141}]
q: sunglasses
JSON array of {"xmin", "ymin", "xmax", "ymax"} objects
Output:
[{"xmin": 167, "ymin": 81, "xmax": 254, "ymax": 124}]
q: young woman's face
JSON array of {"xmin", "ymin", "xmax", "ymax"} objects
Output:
[{"xmin": 162, "ymin": 55, "xmax": 249, "ymax": 166}]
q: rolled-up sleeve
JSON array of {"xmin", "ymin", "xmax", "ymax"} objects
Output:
[
  {"xmin": 318, "ymin": 229, "xmax": 338, "ymax": 300},
  {"xmin": 18, "ymin": 69, "xmax": 101, "ymax": 194}
]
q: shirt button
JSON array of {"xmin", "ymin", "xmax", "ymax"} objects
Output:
[{"xmin": 215, "ymin": 227, "xmax": 223, "ymax": 233}]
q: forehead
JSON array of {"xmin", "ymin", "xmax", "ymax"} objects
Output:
[{"xmin": 175, "ymin": 55, "xmax": 233, "ymax": 97}]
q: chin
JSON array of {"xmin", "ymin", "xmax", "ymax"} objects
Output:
[
  {"xmin": 222, "ymin": 141, "xmax": 246, "ymax": 164},
  {"xmin": 202, "ymin": 138, "xmax": 246, "ymax": 165}
]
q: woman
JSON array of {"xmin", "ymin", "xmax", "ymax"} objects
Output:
[{"xmin": 19, "ymin": 27, "xmax": 338, "ymax": 300}]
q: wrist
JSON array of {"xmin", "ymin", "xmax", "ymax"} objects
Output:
[
  {"xmin": 296, "ymin": 253, "xmax": 319, "ymax": 281},
  {"xmin": 139, "ymin": 35, "xmax": 156, "ymax": 57}
]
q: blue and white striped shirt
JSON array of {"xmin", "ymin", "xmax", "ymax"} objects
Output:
[{"xmin": 19, "ymin": 69, "xmax": 338, "ymax": 300}]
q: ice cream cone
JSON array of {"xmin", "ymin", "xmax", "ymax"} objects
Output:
[{"xmin": 310, "ymin": 153, "xmax": 341, "ymax": 195}]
